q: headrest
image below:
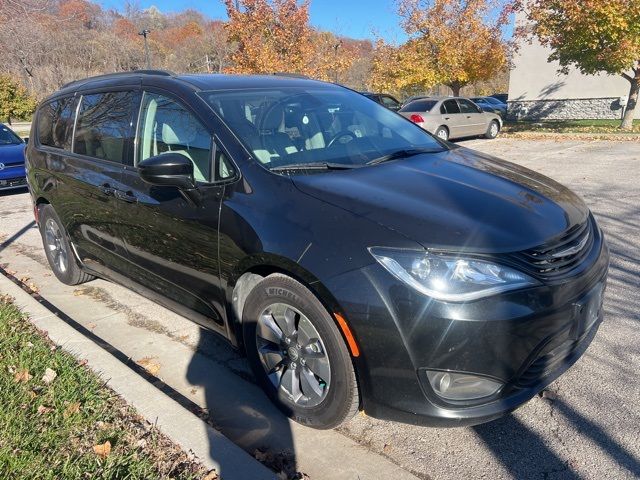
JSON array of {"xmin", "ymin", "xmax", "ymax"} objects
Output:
[
  {"xmin": 259, "ymin": 104, "xmax": 285, "ymax": 131},
  {"xmin": 160, "ymin": 110, "xmax": 198, "ymax": 145}
]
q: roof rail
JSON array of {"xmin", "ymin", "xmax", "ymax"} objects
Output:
[
  {"xmin": 61, "ymin": 69, "xmax": 175, "ymax": 90},
  {"xmin": 271, "ymin": 72, "xmax": 309, "ymax": 79}
]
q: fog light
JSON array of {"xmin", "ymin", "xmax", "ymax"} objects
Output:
[{"xmin": 426, "ymin": 371, "xmax": 503, "ymax": 401}]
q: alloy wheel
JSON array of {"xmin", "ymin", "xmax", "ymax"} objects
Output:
[
  {"xmin": 256, "ymin": 302, "xmax": 331, "ymax": 408},
  {"xmin": 44, "ymin": 218, "xmax": 68, "ymax": 274}
]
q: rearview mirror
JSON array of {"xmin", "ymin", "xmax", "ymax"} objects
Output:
[{"xmin": 138, "ymin": 153, "xmax": 196, "ymax": 191}]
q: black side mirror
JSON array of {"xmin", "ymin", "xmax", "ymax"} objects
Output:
[
  {"xmin": 138, "ymin": 153, "xmax": 196, "ymax": 190},
  {"xmin": 23, "ymin": 137, "xmax": 29, "ymax": 144}
]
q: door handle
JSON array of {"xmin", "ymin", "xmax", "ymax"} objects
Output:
[
  {"xmin": 444, "ymin": 117, "xmax": 450, "ymax": 120},
  {"xmin": 466, "ymin": 115, "xmax": 472, "ymax": 118},
  {"xmin": 113, "ymin": 190, "xmax": 137, "ymax": 203},
  {"xmin": 100, "ymin": 183, "xmax": 115, "ymax": 196}
]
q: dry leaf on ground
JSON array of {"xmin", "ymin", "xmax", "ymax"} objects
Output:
[
  {"xmin": 14, "ymin": 369, "xmax": 32, "ymax": 383},
  {"xmin": 202, "ymin": 471, "xmax": 218, "ymax": 480},
  {"xmin": 93, "ymin": 440, "xmax": 111, "ymax": 458},
  {"xmin": 136, "ymin": 357, "xmax": 161, "ymax": 376},
  {"xmin": 63, "ymin": 402, "xmax": 81, "ymax": 417},
  {"xmin": 37, "ymin": 405, "xmax": 53, "ymax": 415},
  {"xmin": 42, "ymin": 368, "xmax": 57, "ymax": 385}
]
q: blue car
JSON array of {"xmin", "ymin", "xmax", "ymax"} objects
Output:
[{"xmin": 0, "ymin": 123, "xmax": 27, "ymax": 192}]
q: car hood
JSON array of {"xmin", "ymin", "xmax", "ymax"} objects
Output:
[
  {"xmin": 0, "ymin": 144, "xmax": 26, "ymax": 166},
  {"xmin": 291, "ymin": 147, "xmax": 589, "ymax": 253}
]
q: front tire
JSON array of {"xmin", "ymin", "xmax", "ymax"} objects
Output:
[
  {"xmin": 243, "ymin": 274, "xmax": 359, "ymax": 429},
  {"xmin": 39, "ymin": 204, "xmax": 94, "ymax": 285}
]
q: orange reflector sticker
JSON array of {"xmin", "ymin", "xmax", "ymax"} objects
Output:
[{"xmin": 334, "ymin": 312, "xmax": 360, "ymax": 357}]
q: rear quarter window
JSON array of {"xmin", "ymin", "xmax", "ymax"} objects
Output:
[{"xmin": 37, "ymin": 96, "xmax": 76, "ymax": 150}]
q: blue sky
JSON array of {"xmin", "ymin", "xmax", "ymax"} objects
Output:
[
  {"xmin": 97, "ymin": 1, "xmax": 512, "ymax": 42},
  {"xmin": 98, "ymin": 0, "xmax": 407, "ymax": 41}
]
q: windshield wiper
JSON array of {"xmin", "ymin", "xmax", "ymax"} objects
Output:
[
  {"xmin": 366, "ymin": 148, "xmax": 443, "ymax": 166},
  {"xmin": 270, "ymin": 162, "xmax": 360, "ymax": 172}
]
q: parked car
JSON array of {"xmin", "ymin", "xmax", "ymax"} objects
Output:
[
  {"xmin": 470, "ymin": 97, "xmax": 507, "ymax": 118},
  {"xmin": 490, "ymin": 93, "xmax": 508, "ymax": 103},
  {"xmin": 399, "ymin": 97, "xmax": 503, "ymax": 140},
  {"xmin": 360, "ymin": 92, "xmax": 402, "ymax": 111},
  {"xmin": 27, "ymin": 71, "xmax": 609, "ymax": 430},
  {"xmin": 0, "ymin": 123, "xmax": 27, "ymax": 192}
]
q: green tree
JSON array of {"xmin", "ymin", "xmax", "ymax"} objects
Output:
[
  {"xmin": 0, "ymin": 75, "xmax": 37, "ymax": 124},
  {"xmin": 514, "ymin": 0, "xmax": 640, "ymax": 130}
]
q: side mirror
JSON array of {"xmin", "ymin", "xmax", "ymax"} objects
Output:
[
  {"xmin": 138, "ymin": 153, "xmax": 196, "ymax": 191},
  {"xmin": 23, "ymin": 137, "xmax": 29, "ymax": 144}
]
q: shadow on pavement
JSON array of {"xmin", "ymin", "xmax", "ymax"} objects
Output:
[{"xmin": 187, "ymin": 329, "xmax": 300, "ymax": 479}]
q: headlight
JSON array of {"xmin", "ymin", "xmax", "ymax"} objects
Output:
[{"xmin": 369, "ymin": 247, "xmax": 539, "ymax": 302}]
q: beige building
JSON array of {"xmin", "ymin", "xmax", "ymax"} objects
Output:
[{"xmin": 508, "ymin": 13, "xmax": 637, "ymax": 120}]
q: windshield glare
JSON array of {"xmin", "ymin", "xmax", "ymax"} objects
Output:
[
  {"xmin": 201, "ymin": 87, "xmax": 445, "ymax": 170},
  {"xmin": 0, "ymin": 126, "xmax": 23, "ymax": 145}
]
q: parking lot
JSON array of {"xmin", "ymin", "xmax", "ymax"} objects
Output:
[{"xmin": 1, "ymin": 137, "xmax": 639, "ymax": 479}]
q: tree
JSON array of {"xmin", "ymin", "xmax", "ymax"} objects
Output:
[
  {"xmin": 0, "ymin": 75, "xmax": 37, "ymax": 124},
  {"xmin": 513, "ymin": 0, "xmax": 640, "ymax": 130},
  {"xmin": 223, "ymin": 0, "xmax": 313, "ymax": 75},
  {"xmin": 372, "ymin": 0, "xmax": 509, "ymax": 96}
]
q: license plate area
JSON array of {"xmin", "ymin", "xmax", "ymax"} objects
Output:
[{"xmin": 572, "ymin": 282, "xmax": 605, "ymax": 340}]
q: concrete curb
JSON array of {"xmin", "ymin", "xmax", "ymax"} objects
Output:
[{"xmin": 0, "ymin": 274, "xmax": 276, "ymax": 480}]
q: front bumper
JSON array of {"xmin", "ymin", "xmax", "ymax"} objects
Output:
[
  {"xmin": 324, "ymin": 229, "xmax": 609, "ymax": 427},
  {"xmin": 0, "ymin": 165, "xmax": 27, "ymax": 191}
]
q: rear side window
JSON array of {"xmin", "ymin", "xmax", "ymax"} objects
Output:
[
  {"xmin": 442, "ymin": 100, "xmax": 461, "ymax": 114},
  {"xmin": 399, "ymin": 100, "xmax": 437, "ymax": 112},
  {"xmin": 37, "ymin": 96, "xmax": 76, "ymax": 150},
  {"xmin": 74, "ymin": 91, "xmax": 136, "ymax": 164}
]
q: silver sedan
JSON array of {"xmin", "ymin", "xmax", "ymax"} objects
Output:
[{"xmin": 399, "ymin": 97, "xmax": 502, "ymax": 141}]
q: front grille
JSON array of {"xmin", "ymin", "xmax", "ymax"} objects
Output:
[
  {"xmin": 0, "ymin": 177, "xmax": 27, "ymax": 189},
  {"xmin": 510, "ymin": 218, "xmax": 594, "ymax": 280}
]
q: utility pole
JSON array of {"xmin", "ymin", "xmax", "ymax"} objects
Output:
[
  {"xmin": 138, "ymin": 29, "xmax": 151, "ymax": 69},
  {"xmin": 333, "ymin": 40, "xmax": 342, "ymax": 83}
]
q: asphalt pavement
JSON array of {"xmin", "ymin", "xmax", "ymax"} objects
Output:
[{"xmin": 0, "ymin": 138, "xmax": 638, "ymax": 479}]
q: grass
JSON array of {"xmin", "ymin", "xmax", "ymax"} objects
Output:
[
  {"xmin": 0, "ymin": 295, "xmax": 213, "ymax": 480},
  {"xmin": 504, "ymin": 119, "xmax": 640, "ymax": 134}
]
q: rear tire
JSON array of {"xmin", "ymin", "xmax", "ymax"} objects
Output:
[
  {"xmin": 435, "ymin": 126, "xmax": 449, "ymax": 141},
  {"xmin": 38, "ymin": 204, "xmax": 94, "ymax": 286},
  {"xmin": 484, "ymin": 120, "xmax": 500, "ymax": 139},
  {"xmin": 242, "ymin": 273, "xmax": 359, "ymax": 429}
]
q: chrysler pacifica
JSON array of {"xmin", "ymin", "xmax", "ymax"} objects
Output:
[{"xmin": 26, "ymin": 71, "xmax": 608, "ymax": 429}]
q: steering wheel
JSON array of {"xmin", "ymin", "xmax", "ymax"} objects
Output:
[{"xmin": 327, "ymin": 130, "xmax": 357, "ymax": 147}]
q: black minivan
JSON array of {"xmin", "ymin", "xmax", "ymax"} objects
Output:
[{"xmin": 26, "ymin": 71, "xmax": 608, "ymax": 429}]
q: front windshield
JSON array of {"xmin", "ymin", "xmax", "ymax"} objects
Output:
[
  {"xmin": 0, "ymin": 125, "xmax": 23, "ymax": 145},
  {"xmin": 200, "ymin": 87, "xmax": 446, "ymax": 170}
]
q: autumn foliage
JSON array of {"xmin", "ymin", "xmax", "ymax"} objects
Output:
[
  {"xmin": 372, "ymin": 0, "xmax": 509, "ymax": 97},
  {"xmin": 512, "ymin": 0, "xmax": 640, "ymax": 130}
]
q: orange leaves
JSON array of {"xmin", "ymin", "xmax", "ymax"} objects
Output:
[
  {"xmin": 372, "ymin": 0, "xmax": 509, "ymax": 95},
  {"xmin": 14, "ymin": 368, "xmax": 32, "ymax": 383},
  {"xmin": 93, "ymin": 440, "xmax": 112, "ymax": 458},
  {"xmin": 224, "ymin": 0, "xmax": 314, "ymax": 75}
]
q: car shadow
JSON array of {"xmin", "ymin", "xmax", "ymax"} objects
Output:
[{"xmin": 186, "ymin": 328, "xmax": 300, "ymax": 479}]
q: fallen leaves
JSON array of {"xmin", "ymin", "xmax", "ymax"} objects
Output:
[
  {"xmin": 63, "ymin": 402, "xmax": 81, "ymax": 417},
  {"xmin": 93, "ymin": 440, "xmax": 111, "ymax": 458},
  {"xmin": 202, "ymin": 470, "xmax": 218, "ymax": 480},
  {"xmin": 42, "ymin": 368, "xmax": 57, "ymax": 385},
  {"xmin": 136, "ymin": 357, "xmax": 161, "ymax": 376},
  {"xmin": 14, "ymin": 368, "xmax": 32, "ymax": 383},
  {"xmin": 37, "ymin": 405, "xmax": 53, "ymax": 415}
]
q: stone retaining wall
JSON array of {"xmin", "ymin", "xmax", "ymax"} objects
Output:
[{"xmin": 507, "ymin": 97, "xmax": 626, "ymax": 120}]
